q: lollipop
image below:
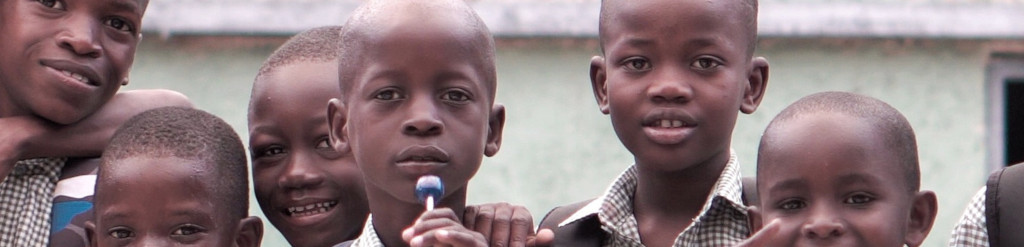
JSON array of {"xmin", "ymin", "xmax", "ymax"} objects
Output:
[{"xmin": 415, "ymin": 175, "xmax": 444, "ymax": 211}]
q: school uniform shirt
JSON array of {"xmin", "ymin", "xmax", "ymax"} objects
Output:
[
  {"xmin": 0, "ymin": 158, "xmax": 65, "ymax": 247},
  {"xmin": 557, "ymin": 150, "xmax": 749, "ymax": 247},
  {"xmin": 949, "ymin": 187, "xmax": 989, "ymax": 247},
  {"xmin": 348, "ymin": 215, "xmax": 385, "ymax": 247}
]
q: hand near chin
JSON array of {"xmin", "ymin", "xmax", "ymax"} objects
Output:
[
  {"xmin": 403, "ymin": 208, "xmax": 488, "ymax": 247},
  {"xmin": 463, "ymin": 202, "xmax": 554, "ymax": 247}
]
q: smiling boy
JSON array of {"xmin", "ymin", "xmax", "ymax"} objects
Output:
[
  {"xmin": 751, "ymin": 92, "xmax": 938, "ymax": 246},
  {"xmin": 539, "ymin": 0, "xmax": 769, "ymax": 246},
  {"xmin": 0, "ymin": 0, "xmax": 193, "ymax": 246},
  {"xmin": 327, "ymin": 0, "xmax": 509, "ymax": 246}
]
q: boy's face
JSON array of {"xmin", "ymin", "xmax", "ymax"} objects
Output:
[
  {"xmin": 334, "ymin": 17, "xmax": 503, "ymax": 205},
  {"xmin": 90, "ymin": 156, "xmax": 238, "ymax": 246},
  {"xmin": 591, "ymin": 0, "xmax": 766, "ymax": 171},
  {"xmin": 0, "ymin": 0, "xmax": 145, "ymax": 124},
  {"xmin": 249, "ymin": 62, "xmax": 369, "ymax": 246},
  {"xmin": 757, "ymin": 113, "xmax": 917, "ymax": 246}
]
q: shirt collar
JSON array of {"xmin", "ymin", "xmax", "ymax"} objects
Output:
[
  {"xmin": 558, "ymin": 149, "xmax": 747, "ymax": 228},
  {"xmin": 349, "ymin": 215, "xmax": 384, "ymax": 247}
]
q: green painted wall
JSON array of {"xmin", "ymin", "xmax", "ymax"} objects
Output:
[{"xmin": 125, "ymin": 36, "xmax": 1016, "ymax": 246}]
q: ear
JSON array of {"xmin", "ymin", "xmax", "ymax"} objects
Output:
[
  {"xmin": 85, "ymin": 220, "xmax": 98, "ymax": 247},
  {"xmin": 234, "ymin": 216, "xmax": 264, "ymax": 247},
  {"xmin": 484, "ymin": 103, "xmax": 506, "ymax": 157},
  {"xmin": 590, "ymin": 56, "xmax": 611, "ymax": 114},
  {"xmin": 904, "ymin": 191, "xmax": 938, "ymax": 247},
  {"xmin": 747, "ymin": 205, "xmax": 764, "ymax": 233},
  {"xmin": 327, "ymin": 98, "xmax": 351, "ymax": 154},
  {"xmin": 740, "ymin": 57, "xmax": 769, "ymax": 114}
]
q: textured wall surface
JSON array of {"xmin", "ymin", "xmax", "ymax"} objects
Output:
[{"xmin": 125, "ymin": 36, "xmax": 1022, "ymax": 246}]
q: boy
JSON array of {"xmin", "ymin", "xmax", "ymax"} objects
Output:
[
  {"xmin": 327, "ymin": 0, "xmax": 546, "ymax": 245},
  {"xmin": 539, "ymin": 0, "xmax": 769, "ymax": 246},
  {"xmin": 748, "ymin": 92, "xmax": 938, "ymax": 246},
  {"xmin": 0, "ymin": 0, "xmax": 191, "ymax": 245},
  {"xmin": 251, "ymin": 25, "xmax": 545, "ymax": 247},
  {"xmin": 86, "ymin": 107, "xmax": 262, "ymax": 246}
]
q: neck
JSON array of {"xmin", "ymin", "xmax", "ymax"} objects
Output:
[
  {"xmin": 366, "ymin": 186, "xmax": 468, "ymax": 247},
  {"xmin": 633, "ymin": 149, "xmax": 730, "ymax": 218}
]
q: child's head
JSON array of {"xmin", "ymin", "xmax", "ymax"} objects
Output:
[
  {"xmin": 249, "ymin": 25, "xmax": 369, "ymax": 247},
  {"xmin": 591, "ymin": 0, "xmax": 768, "ymax": 171},
  {"xmin": 89, "ymin": 107, "xmax": 262, "ymax": 246},
  {"xmin": 755, "ymin": 92, "xmax": 937, "ymax": 247},
  {"xmin": 0, "ymin": 0, "xmax": 148, "ymax": 124},
  {"xmin": 329, "ymin": 0, "xmax": 503, "ymax": 208}
]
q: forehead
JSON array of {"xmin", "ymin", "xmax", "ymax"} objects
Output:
[
  {"xmin": 760, "ymin": 113, "xmax": 903, "ymax": 183},
  {"xmin": 602, "ymin": 0, "xmax": 751, "ymax": 48},
  {"xmin": 252, "ymin": 62, "xmax": 339, "ymax": 109},
  {"xmin": 98, "ymin": 156, "xmax": 212, "ymax": 194}
]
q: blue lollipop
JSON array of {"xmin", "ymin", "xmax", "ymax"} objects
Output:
[{"xmin": 415, "ymin": 175, "xmax": 444, "ymax": 211}]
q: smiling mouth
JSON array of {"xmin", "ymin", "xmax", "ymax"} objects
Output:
[
  {"xmin": 284, "ymin": 201, "xmax": 338, "ymax": 217},
  {"xmin": 59, "ymin": 69, "xmax": 93, "ymax": 85}
]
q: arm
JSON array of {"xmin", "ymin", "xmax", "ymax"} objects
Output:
[
  {"xmin": 20, "ymin": 89, "xmax": 192, "ymax": 158},
  {"xmin": 463, "ymin": 203, "xmax": 553, "ymax": 247}
]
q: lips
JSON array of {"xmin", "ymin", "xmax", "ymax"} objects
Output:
[
  {"xmin": 395, "ymin": 145, "xmax": 450, "ymax": 173},
  {"xmin": 641, "ymin": 109, "xmax": 698, "ymax": 145},
  {"xmin": 40, "ymin": 59, "xmax": 102, "ymax": 87}
]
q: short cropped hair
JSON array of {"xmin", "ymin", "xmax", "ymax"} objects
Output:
[
  {"xmin": 759, "ymin": 91, "xmax": 920, "ymax": 192},
  {"xmin": 597, "ymin": 0, "xmax": 758, "ymax": 56},
  {"xmin": 256, "ymin": 25, "xmax": 344, "ymax": 80},
  {"xmin": 101, "ymin": 107, "xmax": 249, "ymax": 220},
  {"xmin": 336, "ymin": 0, "xmax": 496, "ymax": 103}
]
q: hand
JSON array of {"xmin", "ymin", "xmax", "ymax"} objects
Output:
[
  {"xmin": 464, "ymin": 202, "xmax": 544, "ymax": 247},
  {"xmin": 734, "ymin": 219, "xmax": 781, "ymax": 247},
  {"xmin": 403, "ymin": 208, "xmax": 487, "ymax": 247},
  {"xmin": 0, "ymin": 116, "xmax": 49, "ymax": 178}
]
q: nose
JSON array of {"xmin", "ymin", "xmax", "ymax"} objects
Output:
[
  {"xmin": 134, "ymin": 235, "xmax": 172, "ymax": 247},
  {"xmin": 801, "ymin": 205, "xmax": 847, "ymax": 239},
  {"xmin": 401, "ymin": 96, "xmax": 444, "ymax": 136},
  {"xmin": 646, "ymin": 66, "xmax": 693, "ymax": 104},
  {"xmin": 56, "ymin": 16, "xmax": 102, "ymax": 58},
  {"xmin": 278, "ymin": 151, "xmax": 325, "ymax": 190}
]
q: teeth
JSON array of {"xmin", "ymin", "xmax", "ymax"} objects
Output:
[
  {"xmin": 61, "ymin": 70, "xmax": 90, "ymax": 84},
  {"xmin": 286, "ymin": 201, "xmax": 338, "ymax": 217},
  {"xmin": 657, "ymin": 120, "xmax": 685, "ymax": 128}
]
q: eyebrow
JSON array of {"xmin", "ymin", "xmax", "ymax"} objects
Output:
[
  {"xmin": 767, "ymin": 178, "xmax": 808, "ymax": 195},
  {"xmin": 104, "ymin": 0, "xmax": 143, "ymax": 15},
  {"xmin": 835, "ymin": 173, "xmax": 882, "ymax": 187}
]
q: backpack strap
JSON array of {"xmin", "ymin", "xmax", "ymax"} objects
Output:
[
  {"xmin": 538, "ymin": 199, "xmax": 605, "ymax": 247},
  {"xmin": 986, "ymin": 162, "xmax": 1024, "ymax": 247}
]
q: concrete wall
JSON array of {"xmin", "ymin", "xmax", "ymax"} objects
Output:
[{"xmin": 125, "ymin": 36, "xmax": 1024, "ymax": 246}]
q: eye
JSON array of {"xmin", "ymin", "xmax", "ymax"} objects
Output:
[
  {"xmin": 105, "ymin": 18, "xmax": 135, "ymax": 33},
  {"xmin": 36, "ymin": 0, "xmax": 65, "ymax": 9},
  {"xmin": 254, "ymin": 146, "xmax": 286, "ymax": 159},
  {"xmin": 315, "ymin": 137, "xmax": 331, "ymax": 150},
  {"xmin": 108, "ymin": 228, "xmax": 134, "ymax": 239},
  {"xmin": 373, "ymin": 89, "xmax": 402, "ymax": 101},
  {"xmin": 172, "ymin": 224, "xmax": 205, "ymax": 236},
  {"xmin": 621, "ymin": 57, "xmax": 652, "ymax": 72},
  {"xmin": 844, "ymin": 194, "xmax": 874, "ymax": 205},
  {"xmin": 440, "ymin": 90, "xmax": 471, "ymax": 102},
  {"xmin": 777, "ymin": 199, "xmax": 807, "ymax": 211},
  {"xmin": 691, "ymin": 57, "xmax": 722, "ymax": 70}
]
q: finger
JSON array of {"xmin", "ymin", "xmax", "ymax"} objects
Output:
[
  {"xmin": 473, "ymin": 204, "xmax": 496, "ymax": 242},
  {"xmin": 464, "ymin": 205, "xmax": 480, "ymax": 230},
  {"xmin": 489, "ymin": 204, "xmax": 513, "ymax": 247},
  {"xmin": 735, "ymin": 219, "xmax": 781, "ymax": 247},
  {"xmin": 527, "ymin": 229, "xmax": 554, "ymax": 247},
  {"xmin": 435, "ymin": 229, "xmax": 488, "ymax": 247},
  {"xmin": 508, "ymin": 206, "xmax": 534, "ymax": 247}
]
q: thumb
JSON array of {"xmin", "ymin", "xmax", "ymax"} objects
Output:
[{"xmin": 527, "ymin": 228, "xmax": 554, "ymax": 247}]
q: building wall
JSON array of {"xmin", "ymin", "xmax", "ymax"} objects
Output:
[{"xmin": 125, "ymin": 36, "xmax": 1023, "ymax": 246}]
